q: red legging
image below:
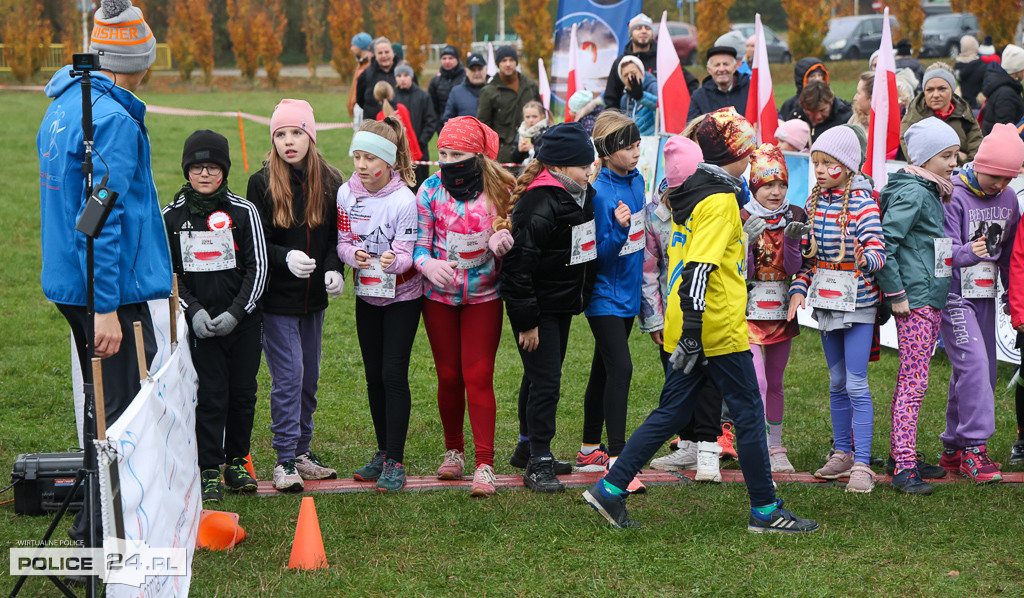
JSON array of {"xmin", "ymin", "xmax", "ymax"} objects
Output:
[{"xmin": 422, "ymin": 298, "xmax": 503, "ymax": 468}]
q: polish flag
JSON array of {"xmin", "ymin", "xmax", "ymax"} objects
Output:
[
  {"xmin": 538, "ymin": 58, "xmax": 551, "ymax": 113},
  {"xmin": 656, "ymin": 11, "xmax": 689, "ymax": 134},
  {"xmin": 865, "ymin": 8, "xmax": 901, "ymax": 191},
  {"xmin": 744, "ymin": 14, "xmax": 778, "ymax": 144},
  {"xmin": 486, "ymin": 42, "xmax": 497, "ymax": 78},
  {"xmin": 566, "ymin": 23, "xmax": 579, "ymax": 121}
]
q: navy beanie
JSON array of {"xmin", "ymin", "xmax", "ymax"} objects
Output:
[
  {"xmin": 495, "ymin": 45, "xmax": 518, "ymax": 64},
  {"xmin": 535, "ymin": 122, "xmax": 594, "ymax": 167},
  {"xmin": 182, "ymin": 129, "xmax": 230, "ymax": 179}
]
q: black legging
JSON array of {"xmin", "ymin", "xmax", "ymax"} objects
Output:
[
  {"xmin": 582, "ymin": 315, "xmax": 634, "ymax": 456},
  {"xmin": 355, "ymin": 297, "xmax": 422, "ymax": 464},
  {"xmin": 659, "ymin": 348, "xmax": 722, "ymax": 443}
]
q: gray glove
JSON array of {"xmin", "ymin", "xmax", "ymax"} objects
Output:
[
  {"xmin": 191, "ymin": 309, "xmax": 216, "ymax": 339},
  {"xmin": 743, "ymin": 216, "xmax": 767, "ymax": 240},
  {"xmin": 211, "ymin": 312, "xmax": 240, "ymax": 336},
  {"xmin": 668, "ymin": 331, "xmax": 706, "ymax": 374},
  {"xmin": 784, "ymin": 221, "xmax": 812, "ymax": 240}
]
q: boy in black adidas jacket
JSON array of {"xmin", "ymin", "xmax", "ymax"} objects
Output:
[{"xmin": 163, "ymin": 130, "xmax": 268, "ymax": 503}]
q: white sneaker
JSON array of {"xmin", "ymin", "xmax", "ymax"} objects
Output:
[
  {"xmin": 294, "ymin": 451, "xmax": 338, "ymax": 480},
  {"xmin": 273, "ymin": 459, "xmax": 304, "ymax": 492},
  {"xmin": 695, "ymin": 441, "xmax": 722, "ymax": 483},
  {"xmin": 769, "ymin": 446, "xmax": 796, "ymax": 473},
  {"xmin": 650, "ymin": 440, "xmax": 698, "ymax": 471}
]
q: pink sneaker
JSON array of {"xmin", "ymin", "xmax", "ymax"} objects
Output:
[
  {"xmin": 470, "ymin": 464, "xmax": 496, "ymax": 497},
  {"xmin": 575, "ymin": 444, "xmax": 610, "ymax": 472},
  {"xmin": 960, "ymin": 445, "xmax": 1002, "ymax": 483},
  {"xmin": 437, "ymin": 449, "xmax": 466, "ymax": 480}
]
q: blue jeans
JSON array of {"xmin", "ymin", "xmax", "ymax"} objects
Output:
[{"xmin": 604, "ymin": 350, "xmax": 775, "ymax": 507}]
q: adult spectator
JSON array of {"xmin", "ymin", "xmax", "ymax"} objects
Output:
[
  {"xmin": 428, "ymin": 45, "xmax": 465, "ymax": 121},
  {"xmin": 790, "ymin": 80, "xmax": 852, "ymax": 143},
  {"xmin": 687, "ymin": 46, "xmax": 750, "ymax": 121},
  {"xmin": 604, "ymin": 14, "xmax": 656, "ymax": 110},
  {"xmin": 979, "ymin": 45, "xmax": 1024, "ymax": 136},
  {"xmin": 37, "ymin": 0, "xmax": 171, "ymax": 545},
  {"xmin": 394, "ymin": 63, "xmax": 440, "ymax": 189},
  {"xmin": 901, "ymin": 63, "xmax": 982, "ymax": 164},
  {"xmin": 347, "ymin": 32, "xmax": 373, "ymax": 120},
  {"xmin": 442, "ymin": 53, "xmax": 488, "ymax": 124},
  {"xmin": 715, "ymin": 31, "xmax": 750, "ymax": 76},
  {"xmin": 779, "ymin": 58, "xmax": 828, "ymax": 120},
  {"xmin": 356, "ymin": 37, "xmax": 398, "ymax": 120},
  {"xmin": 477, "ymin": 46, "xmax": 541, "ymax": 164},
  {"xmin": 895, "ymin": 39, "xmax": 925, "ymax": 91},
  {"xmin": 954, "ymin": 34, "xmax": 986, "ymax": 112},
  {"xmin": 848, "ymin": 71, "xmax": 873, "ymax": 136},
  {"xmin": 617, "ymin": 56, "xmax": 658, "ymax": 135}
]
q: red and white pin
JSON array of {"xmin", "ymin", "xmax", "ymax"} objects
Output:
[{"xmin": 208, "ymin": 211, "xmax": 232, "ymax": 231}]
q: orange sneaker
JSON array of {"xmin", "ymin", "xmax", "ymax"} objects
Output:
[{"xmin": 718, "ymin": 422, "xmax": 738, "ymax": 460}]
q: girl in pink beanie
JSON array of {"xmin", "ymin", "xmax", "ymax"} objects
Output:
[{"xmin": 775, "ymin": 119, "xmax": 811, "ymax": 153}]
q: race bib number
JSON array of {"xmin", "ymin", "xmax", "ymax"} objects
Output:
[
  {"xmin": 933, "ymin": 237, "xmax": 952, "ymax": 278},
  {"xmin": 618, "ymin": 211, "xmax": 645, "ymax": 257},
  {"xmin": 746, "ymin": 281, "xmax": 789, "ymax": 320},
  {"xmin": 447, "ymin": 229, "xmax": 492, "ymax": 269},
  {"xmin": 179, "ymin": 229, "xmax": 235, "ymax": 272},
  {"xmin": 569, "ymin": 220, "xmax": 597, "ymax": 265},
  {"xmin": 354, "ymin": 258, "xmax": 396, "ymax": 298},
  {"xmin": 806, "ymin": 268, "xmax": 856, "ymax": 312},
  {"xmin": 961, "ymin": 261, "xmax": 997, "ymax": 299}
]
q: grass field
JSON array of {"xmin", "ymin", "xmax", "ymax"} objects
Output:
[{"xmin": 3, "ymin": 79, "xmax": 1024, "ymax": 597}]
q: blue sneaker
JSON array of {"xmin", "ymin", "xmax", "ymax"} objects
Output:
[
  {"xmin": 582, "ymin": 481, "xmax": 640, "ymax": 529},
  {"xmin": 747, "ymin": 500, "xmax": 818, "ymax": 534}
]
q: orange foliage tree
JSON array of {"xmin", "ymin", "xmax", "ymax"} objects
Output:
[
  {"xmin": 258, "ymin": 0, "xmax": 287, "ymax": 87},
  {"xmin": 57, "ymin": 0, "xmax": 82, "ymax": 66},
  {"xmin": 368, "ymin": 0, "xmax": 400, "ymax": 44},
  {"xmin": 398, "ymin": 0, "xmax": 430, "ymax": 73},
  {"xmin": 304, "ymin": 0, "xmax": 328, "ymax": 78},
  {"xmin": 888, "ymin": 0, "xmax": 924, "ymax": 55},
  {"xmin": 226, "ymin": 0, "xmax": 261, "ymax": 81},
  {"xmin": 444, "ymin": 0, "xmax": 474, "ymax": 58},
  {"xmin": 328, "ymin": 0, "xmax": 365, "ymax": 80},
  {"xmin": 512, "ymin": 0, "xmax": 554, "ymax": 77},
  {"xmin": 0, "ymin": 1, "xmax": 53, "ymax": 82},
  {"xmin": 948, "ymin": 0, "xmax": 968, "ymax": 12},
  {"xmin": 975, "ymin": 0, "xmax": 1015, "ymax": 49},
  {"xmin": 781, "ymin": 0, "xmax": 829, "ymax": 60},
  {"xmin": 696, "ymin": 0, "xmax": 736, "ymax": 58},
  {"xmin": 166, "ymin": 0, "xmax": 195, "ymax": 80},
  {"xmin": 190, "ymin": 0, "xmax": 215, "ymax": 84}
]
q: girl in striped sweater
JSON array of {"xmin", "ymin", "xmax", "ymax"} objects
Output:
[{"xmin": 786, "ymin": 126, "xmax": 885, "ymax": 493}]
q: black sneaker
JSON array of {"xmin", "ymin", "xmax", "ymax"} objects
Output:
[
  {"xmin": 223, "ymin": 457, "xmax": 258, "ymax": 493},
  {"xmin": 747, "ymin": 500, "xmax": 819, "ymax": 534},
  {"xmin": 583, "ymin": 481, "xmax": 640, "ymax": 529},
  {"xmin": 1010, "ymin": 439, "xmax": 1024, "ymax": 465},
  {"xmin": 524, "ymin": 456, "xmax": 565, "ymax": 493},
  {"xmin": 201, "ymin": 468, "xmax": 222, "ymax": 503},
  {"xmin": 891, "ymin": 467, "xmax": 934, "ymax": 495},
  {"xmin": 886, "ymin": 453, "xmax": 946, "ymax": 479},
  {"xmin": 509, "ymin": 441, "xmax": 572, "ymax": 474}
]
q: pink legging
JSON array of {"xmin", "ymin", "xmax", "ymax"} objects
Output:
[
  {"xmin": 891, "ymin": 306, "xmax": 942, "ymax": 471},
  {"xmin": 750, "ymin": 339, "xmax": 792, "ymax": 446},
  {"xmin": 422, "ymin": 298, "xmax": 503, "ymax": 468}
]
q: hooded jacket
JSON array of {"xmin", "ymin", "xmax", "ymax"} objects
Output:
[
  {"xmin": 784, "ymin": 95, "xmax": 853, "ymax": 142},
  {"xmin": 901, "ymin": 92, "xmax": 983, "ymax": 164},
  {"xmin": 355, "ymin": 58, "xmax": 397, "ymax": 120},
  {"xmin": 779, "ymin": 58, "xmax": 827, "ymax": 118},
  {"xmin": 585, "ymin": 167, "xmax": 647, "ymax": 318},
  {"xmin": 477, "ymin": 72, "xmax": 542, "ymax": 164},
  {"xmin": 687, "ymin": 71, "xmax": 751, "ymax": 121},
  {"xmin": 979, "ymin": 64, "xmax": 1024, "ymax": 136},
  {"xmin": 954, "ymin": 56, "xmax": 987, "ymax": 110},
  {"xmin": 428, "ymin": 61, "xmax": 466, "ymax": 120},
  {"xmin": 38, "ymin": 66, "xmax": 173, "ymax": 313},
  {"xmin": 441, "ymin": 79, "xmax": 486, "ymax": 125},
  {"xmin": 603, "ymin": 41, "xmax": 657, "ymax": 110},
  {"xmin": 394, "ymin": 83, "xmax": 439, "ymax": 159}
]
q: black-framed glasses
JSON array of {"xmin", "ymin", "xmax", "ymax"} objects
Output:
[{"xmin": 188, "ymin": 164, "xmax": 222, "ymax": 176}]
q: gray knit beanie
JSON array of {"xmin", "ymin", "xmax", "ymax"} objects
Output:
[
  {"xmin": 904, "ymin": 117, "xmax": 961, "ymax": 166},
  {"xmin": 90, "ymin": 0, "xmax": 156, "ymax": 73}
]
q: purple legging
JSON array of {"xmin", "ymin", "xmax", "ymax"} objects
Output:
[
  {"xmin": 750, "ymin": 339, "xmax": 792, "ymax": 447},
  {"xmin": 890, "ymin": 306, "xmax": 941, "ymax": 471},
  {"xmin": 820, "ymin": 323, "xmax": 874, "ymax": 464}
]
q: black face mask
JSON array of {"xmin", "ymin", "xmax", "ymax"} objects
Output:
[{"xmin": 439, "ymin": 156, "xmax": 484, "ymax": 202}]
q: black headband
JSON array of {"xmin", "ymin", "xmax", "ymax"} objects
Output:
[{"xmin": 594, "ymin": 123, "xmax": 641, "ymax": 158}]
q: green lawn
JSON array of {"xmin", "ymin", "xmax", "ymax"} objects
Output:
[{"xmin": 3, "ymin": 84, "xmax": 1023, "ymax": 597}]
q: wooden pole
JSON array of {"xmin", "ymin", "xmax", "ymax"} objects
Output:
[
  {"xmin": 92, "ymin": 358, "xmax": 106, "ymax": 441},
  {"xmin": 169, "ymin": 274, "xmax": 179, "ymax": 344},
  {"xmin": 133, "ymin": 321, "xmax": 147, "ymax": 381}
]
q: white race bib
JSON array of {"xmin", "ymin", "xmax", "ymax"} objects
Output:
[
  {"xmin": 746, "ymin": 281, "xmax": 789, "ymax": 320},
  {"xmin": 569, "ymin": 220, "xmax": 597, "ymax": 265},
  {"xmin": 807, "ymin": 268, "xmax": 857, "ymax": 312},
  {"xmin": 179, "ymin": 229, "xmax": 235, "ymax": 272},
  {"xmin": 354, "ymin": 258, "xmax": 396, "ymax": 298},
  {"xmin": 447, "ymin": 229, "xmax": 492, "ymax": 269},
  {"xmin": 933, "ymin": 237, "xmax": 952, "ymax": 278},
  {"xmin": 618, "ymin": 211, "xmax": 645, "ymax": 257},
  {"xmin": 961, "ymin": 261, "xmax": 998, "ymax": 299}
]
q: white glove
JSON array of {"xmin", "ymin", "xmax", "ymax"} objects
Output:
[
  {"xmin": 325, "ymin": 270, "xmax": 344, "ymax": 297},
  {"xmin": 286, "ymin": 250, "xmax": 316, "ymax": 278}
]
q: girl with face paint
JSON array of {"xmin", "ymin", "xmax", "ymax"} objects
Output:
[{"xmin": 413, "ymin": 116, "xmax": 517, "ymax": 497}]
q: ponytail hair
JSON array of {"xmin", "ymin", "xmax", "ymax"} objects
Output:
[
  {"xmin": 802, "ymin": 182, "xmax": 821, "ymax": 259},
  {"xmin": 803, "ymin": 153, "xmax": 855, "ymax": 261},
  {"xmin": 589, "ymin": 109, "xmax": 636, "ymax": 183},
  {"xmin": 357, "ymin": 117, "xmax": 416, "ymax": 187},
  {"xmin": 509, "ymin": 160, "xmax": 548, "ymax": 211},
  {"xmin": 373, "ymin": 81, "xmax": 396, "ymax": 117},
  {"xmin": 480, "ymin": 156, "xmax": 517, "ymax": 231}
]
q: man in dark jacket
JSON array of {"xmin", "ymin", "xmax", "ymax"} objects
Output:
[
  {"xmin": 395, "ymin": 63, "xmax": 440, "ymax": 189},
  {"xmin": 687, "ymin": 46, "xmax": 750, "ymax": 121},
  {"xmin": 790, "ymin": 80, "xmax": 853, "ymax": 143},
  {"xmin": 355, "ymin": 37, "xmax": 397, "ymax": 120},
  {"xmin": 779, "ymin": 58, "xmax": 829, "ymax": 120},
  {"xmin": 428, "ymin": 45, "xmax": 466, "ymax": 121},
  {"xmin": 477, "ymin": 46, "xmax": 541, "ymax": 164},
  {"xmin": 954, "ymin": 34, "xmax": 986, "ymax": 111},
  {"xmin": 604, "ymin": 12, "xmax": 697, "ymax": 110},
  {"xmin": 442, "ymin": 53, "xmax": 488, "ymax": 124},
  {"xmin": 980, "ymin": 48, "xmax": 1024, "ymax": 135}
]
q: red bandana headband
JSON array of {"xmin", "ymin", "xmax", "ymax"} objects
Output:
[{"xmin": 438, "ymin": 116, "xmax": 500, "ymax": 161}]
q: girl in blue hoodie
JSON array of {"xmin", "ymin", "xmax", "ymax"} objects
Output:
[{"xmin": 575, "ymin": 111, "xmax": 646, "ymax": 492}]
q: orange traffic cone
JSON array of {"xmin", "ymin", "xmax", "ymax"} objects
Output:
[
  {"xmin": 287, "ymin": 497, "xmax": 328, "ymax": 570},
  {"xmin": 196, "ymin": 510, "xmax": 247, "ymax": 551},
  {"xmin": 244, "ymin": 453, "xmax": 257, "ymax": 480}
]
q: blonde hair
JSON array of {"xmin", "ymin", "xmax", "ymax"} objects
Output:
[
  {"xmin": 266, "ymin": 137, "xmax": 341, "ymax": 229},
  {"xmin": 590, "ymin": 109, "xmax": 637, "ymax": 183},
  {"xmin": 373, "ymin": 81, "xmax": 396, "ymax": 117},
  {"xmin": 510, "ymin": 160, "xmax": 548, "ymax": 211},
  {"xmin": 356, "ymin": 118, "xmax": 417, "ymax": 187},
  {"xmin": 522, "ymin": 100, "xmax": 550, "ymax": 123},
  {"xmin": 803, "ymin": 151, "xmax": 854, "ymax": 261},
  {"xmin": 682, "ymin": 115, "xmax": 705, "ymax": 141},
  {"xmin": 480, "ymin": 157, "xmax": 517, "ymax": 231}
]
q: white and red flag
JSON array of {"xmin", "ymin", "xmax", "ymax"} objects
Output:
[
  {"xmin": 744, "ymin": 14, "xmax": 778, "ymax": 144},
  {"xmin": 656, "ymin": 11, "xmax": 689, "ymax": 134},
  {"xmin": 486, "ymin": 42, "xmax": 497, "ymax": 78},
  {"xmin": 566, "ymin": 23, "xmax": 580, "ymax": 121},
  {"xmin": 865, "ymin": 7, "xmax": 901, "ymax": 191},
  {"xmin": 538, "ymin": 58, "xmax": 551, "ymax": 113}
]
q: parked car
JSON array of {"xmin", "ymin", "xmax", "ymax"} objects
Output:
[
  {"xmin": 920, "ymin": 13, "xmax": 981, "ymax": 58},
  {"xmin": 666, "ymin": 21, "xmax": 699, "ymax": 65},
  {"xmin": 824, "ymin": 15, "xmax": 900, "ymax": 61},
  {"xmin": 731, "ymin": 23, "xmax": 791, "ymax": 63}
]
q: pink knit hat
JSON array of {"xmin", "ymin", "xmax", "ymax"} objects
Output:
[
  {"xmin": 271, "ymin": 99, "xmax": 317, "ymax": 144},
  {"xmin": 663, "ymin": 136, "xmax": 703, "ymax": 187},
  {"xmin": 774, "ymin": 119, "xmax": 810, "ymax": 152},
  {"xmin": 974, "ymin": 123, "xmax": 1024, "ymax": 177}
]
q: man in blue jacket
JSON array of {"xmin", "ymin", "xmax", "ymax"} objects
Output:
[
  {"xmin": 687, "ymin": 46, "xmax": 750, "ymax": 121},
  {"xmin": 442, "ymin": 53, "xmax": 488, "ymax": 125}
]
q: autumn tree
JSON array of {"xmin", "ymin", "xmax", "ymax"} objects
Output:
[
  {"xmin": 166, "ymin": 0, "xmax": 196, "ymax": 79},
  {"xmin": 227, "ymin": 0, "xmax": 261, "ymax": 81},
  {"xmin": 190, "ymin": 0, "xmax": 215, "ymax": 84},
  {"xmin": 328, "ymin": 0, "xmax": 365, "ymax": 80},
  {"xmin": 368, "ymin": 0, "xmax": 400, "ymax": 43},
  {"xmin": 888, "ymin": 0, "xmax": 924, "ymax": 55},
  {"xmin": 696, "ymin": 0, "xmax": 736, "ymax": 58},
  {"xmin": 258, "ymin": 0, "xmax": 287, "ymax": 87},
  {"xmin": 511, "ymin": 0, "xmax": 554, "ymax": 76},
  {"xmin": 0, "ymin": 1, "xmax": 53, "ymax": 82},
  {"xmin": 782, "ymin": 0, "xmax": 829, "ymax": 60},
  {"xmin": 975, "ymin": 0, "xmax": 1015, "ymax": 49},
  {"xmin": 304, "ymin": 0, "xmax": 328, "ymax": 78},
  {"xmin": 56, "ymin": 0, "xmax": 82, "ymax": 66},
  {"xmin": 948, "ymin": 0, "xmax": 968, "ymax": 12},
  {"xmin": 444, "ymin": 0, "xmax": 474, "ymax": 59},
  {"xmin": 398, "ymin": 0, "xmax": 430, "ymax": 73}
]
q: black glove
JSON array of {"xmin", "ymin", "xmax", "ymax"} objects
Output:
[
  {"xmin": 669, "ymin": 329, "xmax": 706, "ymax": 374},
  {"xmin": 627, "ymin": 75, "xmax": 644, "ymax": 100}
]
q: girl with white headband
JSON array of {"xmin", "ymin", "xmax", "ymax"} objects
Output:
[{"xmin": 336, "ymin": 117, "xmax": 422, "ymax": 493}]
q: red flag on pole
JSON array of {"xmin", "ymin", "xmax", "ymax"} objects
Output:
[
  {"xmin": 657, "ymin": 11, "xmax": 689, "ymax": 134},
  {"xmin": 745, "ymin": 14, "xmax": 779, "ymax": 144},
  {"xmin": 865, "ymin": 8, "xmax": 901, "ymax": 191},
  {"xmin": 566, "ymin": 24, "xmax": 579, "ymax": 122}
]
